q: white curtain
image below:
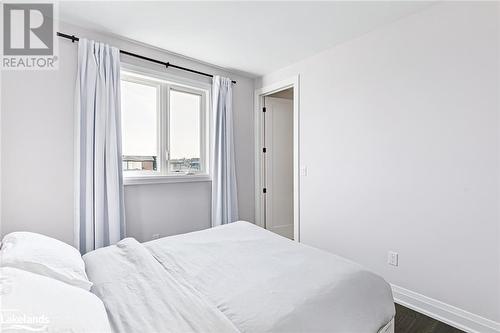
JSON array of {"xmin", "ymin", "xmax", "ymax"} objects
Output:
[
  {"xmin": 211, "ymin": 76, "xmax": 239, "ymax": 226},
  {"xmin": 75, "ymin": 38, "xmax": 125, "ymax": 254}
]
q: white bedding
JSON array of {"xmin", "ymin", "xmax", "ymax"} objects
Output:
[
  {"xmin": 83, "ymin": 222, "xmax": 395, "ymax": 333},
  {"xmin": 0, "ymin": 267, "xmax": 111, "ymax": 333},
  {"xmin": 1, "ymin": 231, "xmax": 92, "ymax": 290},
  {"xmin": 83, "ymin": 238, "xmax": 238, "ymax": 333},
  {"xmin": 145, "ymin": 222, "xmax": 395, "ymax": 333}
]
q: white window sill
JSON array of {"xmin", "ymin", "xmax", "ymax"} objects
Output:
[{"xmin": 124, "ymin": 174, "xmax": 211, "ymax": 186}]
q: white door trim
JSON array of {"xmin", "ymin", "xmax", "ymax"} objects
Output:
[{"xmin": 254, "ymin": 75, "xmax": 300, "ymax": 241}]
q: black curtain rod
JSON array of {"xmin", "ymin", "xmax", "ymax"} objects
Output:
[{"xmin": 57, "ymin": 32, "xmax": 236, "ymax": 84}]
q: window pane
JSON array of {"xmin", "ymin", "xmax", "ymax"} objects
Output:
[
  {"xmin": 169, "ymin": 90, "xmax": 201, "ymax": 173},
  {"xmin": 121, "ymin": 79, "xmax": 158, "ymax": 171}
]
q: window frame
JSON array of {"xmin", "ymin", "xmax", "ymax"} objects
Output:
[
  {"xmin": 120, "ymin": 63, "xmax": 211, "ymax": 185},
  {"xmin": 167, "ymin": 85, "xmax": 207, "ymax": 176},
  {"xmin": 120, "ymin": 74, "xmax": 162, "ymax": 177}
]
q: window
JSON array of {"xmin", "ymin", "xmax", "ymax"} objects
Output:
[
  {"xmin": 169, "ymin": 89, "xmax": 202, "ymax": 173},
  {"xmin": 121, "ymin": 79, "xmax": 159, "ymax": 172},
  {"xmin": 120, "ymin": 69, "xmax": 209, "ymax": 182}
]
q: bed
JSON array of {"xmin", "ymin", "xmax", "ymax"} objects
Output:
[{"xmin": 83, "ymin": 221, "xmax": 395, "ymax": 333}]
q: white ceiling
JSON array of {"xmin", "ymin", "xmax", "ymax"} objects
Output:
[{"xmin": 59, "ymin": 1, "xmax": 434, "ymax": 77}]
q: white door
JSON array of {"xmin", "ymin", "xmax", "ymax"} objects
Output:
[{"xmin": 264, "ymin": 96, "xmax": 293, "ymax": 239}]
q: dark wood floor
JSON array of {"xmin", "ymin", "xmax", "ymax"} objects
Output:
[{"xmin": 395, "ymin": 304, "xmax": 464, "ymax": 333}]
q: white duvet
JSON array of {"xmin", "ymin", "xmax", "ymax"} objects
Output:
[
  {"xmin": 84, "ymin": 222, "xmax": 395, "ymax": 333},
  {"xmin": 83, "ymin": 238, "xmax": 238, "ymax": 333},
  {"xmin": 147, "ymin": 222, "xmax": 395, "ymax": 333}
]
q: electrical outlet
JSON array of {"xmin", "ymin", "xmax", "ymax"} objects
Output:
[
  {"xmin": 300, "ymin": 167, "xmax": 307, "ymax": 176},
  {"xmin": 388, "ymin": 251, "xmax": 399, "ymax": 266},
  {"xmin": 151, "ymin": 234, "xmax": 160, "ymax": 240}
]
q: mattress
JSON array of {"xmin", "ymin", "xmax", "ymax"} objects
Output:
[{"xmin": 145, "ymin": 221, "xmax": 395, "ymax": 333}]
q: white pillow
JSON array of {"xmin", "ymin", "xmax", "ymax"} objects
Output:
[
  {"xmin": 0, "ymin": 267, "xmax": 111, "ymax": 332},
  {"xmin": 0, "ymin": 232, "xmax": 92, "ymax": 290}
]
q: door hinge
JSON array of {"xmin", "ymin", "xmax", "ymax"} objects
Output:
[
  {"xmin": 262, "ymin": 107, "xmax": 267, "ymax": 113},
  {"xmin": 263, "ymin": 188, "xmax": 267, "ymax": 194},
  {"xmin": 263, "ymin": 147, "xmax": 267, "ymax": 153}
]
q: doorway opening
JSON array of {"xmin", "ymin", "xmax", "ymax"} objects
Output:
[{"xmin": 254, "ymin": 76, "xmax": 299, "ymax": 241}]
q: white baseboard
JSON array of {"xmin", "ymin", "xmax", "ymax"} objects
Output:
[{"xmin": 391, "ymin": 284, "xmax": 500, "ymax": 333}]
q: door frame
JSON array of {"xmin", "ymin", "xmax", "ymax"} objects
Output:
[{"xmin": 254, "ymin": 75, "xmax": 300, "ymax": 241}]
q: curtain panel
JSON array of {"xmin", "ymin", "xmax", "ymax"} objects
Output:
[
  {"xmin": 75, "ymin": 39, "xmax": 125, "ymax": 253},
  {"xmin": 211, "ymin": 76, "xmax": 239, "ymax": 226}
]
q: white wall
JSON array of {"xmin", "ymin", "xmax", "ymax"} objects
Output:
[
  {"xmin": 1, "ymin": 22, "xmax": 255, "ymax": 245},
  {"xmin": 256, "ymin": 2, "xmax": 500, "ymax": 324}
]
